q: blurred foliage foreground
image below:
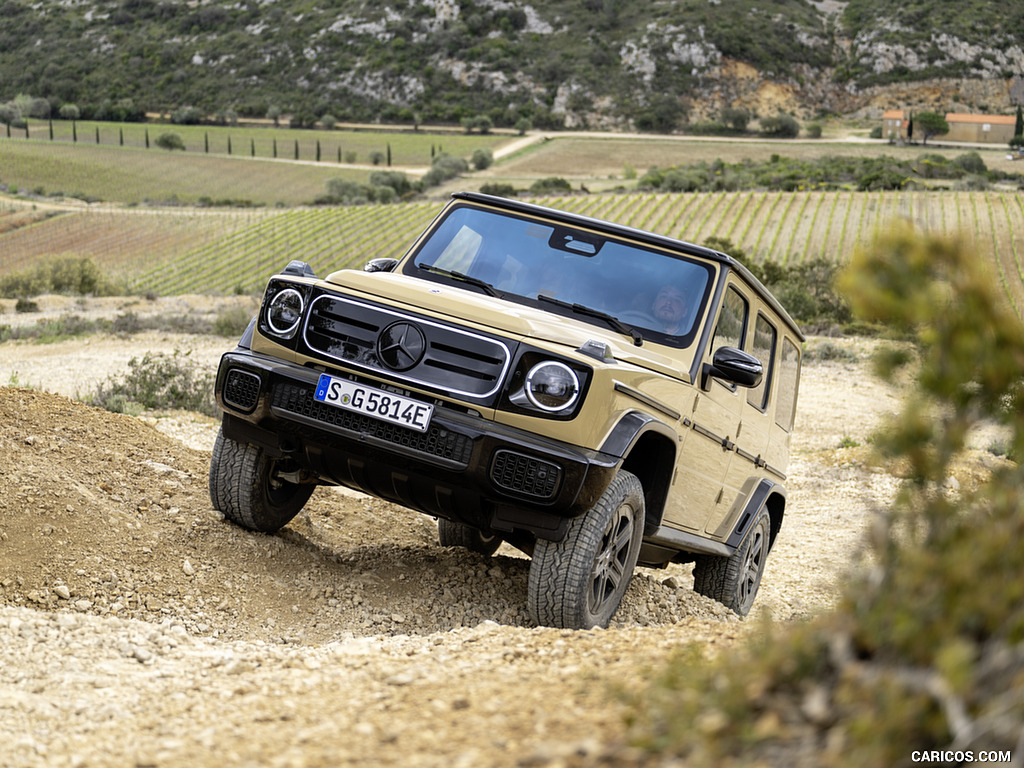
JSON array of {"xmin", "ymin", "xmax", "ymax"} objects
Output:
[{"xmin": 624, "ymin": 224, "xmax": 1024, "ymax": 767}]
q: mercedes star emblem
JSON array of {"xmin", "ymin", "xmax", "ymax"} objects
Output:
[{"xmin": 377, "ymin": 322, "xmax": 427, "ymax": 371}]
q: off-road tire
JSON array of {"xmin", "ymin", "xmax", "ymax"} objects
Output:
[
  {"xmin": 209, "ymin": 426, "xmax": 314, "ymax": 533},
  {"xmin": 438, "ymin": 519, "xmax": 502, "ymax": 556},
  {"xmin": 528, "ymin": 470, "xmax": 645, "ymax": 630},
  {"xmin": 693, "ymin": 505, "xmax": 771, "ymax": 616}
]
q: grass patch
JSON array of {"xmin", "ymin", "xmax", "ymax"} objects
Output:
[
  {"xmin": 0, "ymin": 309, "xmax": 253, "ymax": 343},
  {"xmin": 2, "ymin": 126, "xmax": 512, "ymax": 206},
  {"xmin": 0, "ymin": 142, "xmax": 363, "ymax": 207}
]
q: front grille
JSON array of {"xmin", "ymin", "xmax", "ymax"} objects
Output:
[
  {"xmin": 223, "ymin": 368, "xmax": 261, "ymax": 413},
  {"xmin": 491, "ymin": 450, "xmax": 561, "ymax": 499},
  {"xmin": 272, "ymin": 381, "xmax": 473, "ymax": 466},
  {"xmin": 303, "ymin": 295, "xmax": 510, "ymax": 399}
]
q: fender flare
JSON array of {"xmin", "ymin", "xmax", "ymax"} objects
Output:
[
  {"xmin": 599, "ymin": 410, "xmax": 677, "ymax": 459},
  {"xmin": 725, "ymin": 477, "xmax": 786, "ymax": 551}
]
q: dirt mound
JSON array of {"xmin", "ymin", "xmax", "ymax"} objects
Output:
[
  {"xmin": 0, "ymin": 333, "xmax": 914, "ymax": 767},
  {"xmin": 0, "ymin": 388, "xmax": 736, "ymax": 645}
]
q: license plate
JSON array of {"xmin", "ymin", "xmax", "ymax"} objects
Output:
[{"xmin": 313, "ymin": 374, "xmax": 433, "ymax": 433}]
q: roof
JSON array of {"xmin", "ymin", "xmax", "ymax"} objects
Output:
[
  {"xmin": 945, "ymin": 113, "xmax": 1016, "ymax": 125},
  {"xmin": 882, "ymin": 110, "xmax": 905, "ymax": 119}
]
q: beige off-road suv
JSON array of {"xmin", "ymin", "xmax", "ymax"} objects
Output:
[{"xmin": 209, "ymin": 192, "xmax": 803, "ymax": 629}]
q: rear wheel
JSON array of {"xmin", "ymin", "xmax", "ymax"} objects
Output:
[
  {"xmin": 438, "ymin": 519, "xmax": 502, "ymax": 556},
  {"xmin": 693, "ymin": 505, "xmax": 771, "ymax": 616},
  {"xmin": 528, "ymin": 470, "xmax": 645, "ymax": 629},
  {"xmin": 208, "ymin": 426, "xmax": 315, "ymax": 533}
]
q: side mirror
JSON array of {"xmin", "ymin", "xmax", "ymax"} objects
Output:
[
  {"xmin": 364, "ymin": 257, "xmax": 399, "ymax": 273},
  {"xmin": 701, "ymin": 346, "xmax": 763, "ymax": 390},
  {"xmin": 282, "ymin": 260, "xmax": 317, "ymax": 278}
]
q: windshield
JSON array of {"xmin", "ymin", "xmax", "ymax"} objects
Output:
[{"xmin": 408, "ymin": 204, "xmax": 716, "ymax": 346}]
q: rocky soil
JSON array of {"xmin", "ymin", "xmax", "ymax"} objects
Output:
[{"xmin": 0, "ymin": 299, "xmax": 1001, "ymax": 767}]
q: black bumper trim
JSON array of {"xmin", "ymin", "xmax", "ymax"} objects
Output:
[{"xmin": 215, "ymin": 349, "xmax": 621, "ymax": 540}]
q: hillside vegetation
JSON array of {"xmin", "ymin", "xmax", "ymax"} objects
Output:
[{"xmin": 2, "ymin": 0, "xmax": 1024, "ymax": 131}]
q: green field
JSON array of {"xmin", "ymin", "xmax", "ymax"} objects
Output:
[
  {"xmin": 0, "ymin": 125, "xmax": 510, "ymax": 206},
  {"xmin": 4, "ymin": 189, "xmax": 1023, "ymax": 317}
]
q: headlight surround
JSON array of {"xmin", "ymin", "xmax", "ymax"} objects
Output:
[
  {"xmin": 505, "ymin": 352, "xmax": 588, "ymax": 418},
  {"xmin": 524, "ymin": 361, "xmax": 580, "ymax": 412},
  {"xmin": 266, "ymin": 287, "xmax": 304, "ymax": 336}
]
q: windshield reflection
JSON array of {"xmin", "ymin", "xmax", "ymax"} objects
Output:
[{"xmin": 409, "ymin": 205, "xmax": 715, "ymax": 345}]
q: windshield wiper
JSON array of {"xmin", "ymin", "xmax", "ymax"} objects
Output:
[
  {"xmin": 538, "ymin": 295, "xmax": 643, "ymax": 346},
  {"xmin": 415, "ymin": 263, "xmax": 499, "ymax": 297}
]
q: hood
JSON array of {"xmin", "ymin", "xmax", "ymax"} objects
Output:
[{"xmin": 323, "ymin": 269, "xmax": 693, "ymax": 381}]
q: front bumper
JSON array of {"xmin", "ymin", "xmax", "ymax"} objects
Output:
[{"xmin": 214, "ymin": 349, "xmax": 620, "ymax": 541}]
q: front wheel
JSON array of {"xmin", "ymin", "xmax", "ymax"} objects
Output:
[
  {"xmin": 528, "ymin": 470, "xmax": 645, "ymax": 629},
  {"xmin": 208, "ymin": 426, "xmax": 315, "ymax": 533},
  {"xmin": 693, "ymin": 505, "xmax": 771, "ymax": 616}
]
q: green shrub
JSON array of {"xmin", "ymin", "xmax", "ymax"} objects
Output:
[
  {"xmin": 0, "ymin": 257, "xmax": 118, "ymax": 299},
  {"xmin": 0, "ymin": 314, "xmax": 111, "ymax": 343},
  {"xmin": 213, "ymin": 306, "xmax": 254, "ymax": 337},
  {"xmin": 528, "ymin": 177, "xmax": 573, "ymax": 195},
  {"xmin": 155, "ymin": 132, "xmax": 186, "ymax": 151},
  {"xmin": 368, "ymin": 170, "xmax": 412, "ymax": 198},
  {"xmin": 953, "ymin": 151, "xmax": 987, "ymax": 174},
  {"xmin": 471, "ymin": 147, "xmax": 493, "ymax": 171},
  {"xmin": 802, "ymin": 339, "xmax": 859, "ymax": 363},
  {"xmin": 89, "ymin": 349, "xmax": 216, "ymax": 416},
  {"xmin": 479, "ymin": 183, "xmax": 517, "ymax": 197},
  {"xmin": 421, "ymin": 154, "xmax": 469, "ymax": 188},
  {"xmin": 759, "ymin": 113, "xmax": 800, "ymax": 138},
  {"xmin": 857, "ymin": 168, "xmax": 906, "ymax": 191}
]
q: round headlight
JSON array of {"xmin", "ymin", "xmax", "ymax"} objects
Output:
[
  {"xmin": 525, "ymin": 361, "xmax": 580, "ymax": 412},
  {"xmin": 266, "ymin": 288, "xmax": 304, "ymax": 336}
]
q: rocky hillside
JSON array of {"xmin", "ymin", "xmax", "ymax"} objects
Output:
[{"xmin": 1, "ymin": 0, "xmax": 1023, "ymax": 129}]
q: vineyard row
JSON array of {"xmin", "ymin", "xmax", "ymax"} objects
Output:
[{"xmin": 3, "ymin": 190, "xmax": 1023, "ymax": 315}]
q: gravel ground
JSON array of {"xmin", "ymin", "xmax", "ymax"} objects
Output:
[{"xmin": 4, "ymin": 301, "xmax": 989, "ymax": 767}]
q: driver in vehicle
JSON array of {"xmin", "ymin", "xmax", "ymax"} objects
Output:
[{"xmin": 651, "ymin": 284, "xmax": 689, "ymax": 334}]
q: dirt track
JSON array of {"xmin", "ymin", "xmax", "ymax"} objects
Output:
[{"xmin": 5, "ymin": 311, "xmax": 999, "ymax": 767}]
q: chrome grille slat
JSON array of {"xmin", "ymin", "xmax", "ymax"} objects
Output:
[{"xmin": 303, "ymin": 295, "xmax": 511, "ymax": 399}]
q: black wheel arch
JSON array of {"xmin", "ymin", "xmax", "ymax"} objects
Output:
[
  {"xmin": 726, "ymin": 478, "xmax": 786, "ymax": 552},
  {"xmin": 600, "ymin": 411, "xmax": 677, "ymax": 536}
]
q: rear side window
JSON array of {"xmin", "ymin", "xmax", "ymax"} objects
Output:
[
  {"xmin": 775, "ymin": 337, "xmax": 801, "ymax": 431},
  {"xmin": 747, "ymin": 313, "xmax": 776, "ymax": 411}
]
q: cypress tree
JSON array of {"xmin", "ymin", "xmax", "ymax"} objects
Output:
[{"xmin": 1015, "ymin": 105, "xmax": 1023, "ymax": 138}]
